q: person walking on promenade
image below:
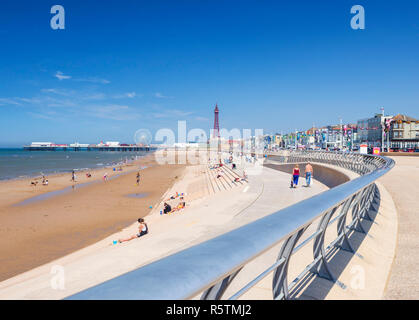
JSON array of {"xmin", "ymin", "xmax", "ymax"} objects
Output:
[
  {"xmin": 305, "ymin": 163, "xmax": 313, "ymax": 187},
  {"xmin": 292, "ymin": 164, "xmax": 300, "ymax": 188}
]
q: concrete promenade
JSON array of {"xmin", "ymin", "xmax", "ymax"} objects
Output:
[
  {"xmin": 218, "ymin": 161, "xmax": 398, "ymax": 300},
  {"xmin": 0, "ymin": 160, "xmax": 327, "ymax": 299},
  {"xmin": 380, "ymin": 156, "xmax": 419, "ymax": 299},
  {"xmin": 0, "ymin": 154, "xmax": 402, "ymax": 300}
]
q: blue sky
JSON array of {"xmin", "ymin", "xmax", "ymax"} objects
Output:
[{"xmin": 0, "ymin": 0, "xmax": 418, "ymax": 146}]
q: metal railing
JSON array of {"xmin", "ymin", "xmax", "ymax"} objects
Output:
[{"xmin": 67, "ymin": 150, "xmax": 394, "ymax": 300}]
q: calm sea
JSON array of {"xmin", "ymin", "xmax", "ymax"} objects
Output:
[{"xmin": 0, "ymin": 148, "xmax": 149, "ymax": 181}]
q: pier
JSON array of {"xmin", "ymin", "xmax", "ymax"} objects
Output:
[{"xmin": 23, "ymin": 145, "xmax": 153, "ymax": 152}]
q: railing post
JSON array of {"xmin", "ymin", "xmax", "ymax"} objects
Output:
[
  {"xmin": 310, "ymin": 208, "xmax": 338, "ymax": 281},
  {"xmin": 201, "ymin": 268, "xmax": 242, "ymax": 300},
  {"xmin": 350, "ymin": 188, "xmax": 369, "ymax": 233},
  {"xmin": 272, "ymin": 227, "xmax": 307, "ymax": 300},
  {"xmin": 336, "ymin": 195, "xmax": 357, "ymax": 253}
]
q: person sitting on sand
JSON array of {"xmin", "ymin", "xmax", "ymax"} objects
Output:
[
  {"xmin": 42, "ymin": 179, "xmax": 49, "ymax": 186},
  {"xmin": 171, "ymin": 197, "xmax": 186, "ymax": 213},
  {"xmin": 86, "ymin": 173, "xmax": 92, "ymax": 178},
  {"xmin": 118, "ymin": 218, "xmax": 148, "ymax": 243},
  {"xmin": 163, "ymin": 202, "xmax": 172, "ymax": 214}
]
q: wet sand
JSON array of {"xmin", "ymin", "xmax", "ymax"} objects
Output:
[{"xmin": 0, "ymin": 154, "xmax": 185, "ymax": 281}]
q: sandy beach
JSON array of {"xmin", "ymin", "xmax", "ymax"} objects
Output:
[{"xmin": 0, "ymin": 153, "xmax": 185, "ymax": 282}]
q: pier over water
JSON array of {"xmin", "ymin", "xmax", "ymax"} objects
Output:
[{"xmin": 23, "ymin": 145, "xmax": 153, "ymax": 152}]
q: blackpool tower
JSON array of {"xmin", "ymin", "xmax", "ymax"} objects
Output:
[{"xmin": 213, "ymin": 104, "xmax": 220, "ymax": 139}]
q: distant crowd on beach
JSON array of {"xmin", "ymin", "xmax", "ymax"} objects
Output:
[{"xmin": 116, "ymin": 152, "xmax": 252, "ymax": 245}]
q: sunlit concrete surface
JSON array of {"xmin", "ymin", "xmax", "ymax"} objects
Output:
[
  {"xmin": 220, "ymin": 163, "xmax": 398, "ymax": 300},
  {"xmin": 0, "ymin": 160, "xmax": 327, "ymax": 300},
  {"xmin": 380, "ymin": 156, "xmax": 419, "ymax": 299},
  {"xmin": 0, "ymin": 155, "xmax": 400, "ymax": 300}
]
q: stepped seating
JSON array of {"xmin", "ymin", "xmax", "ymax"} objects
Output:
[{"xmin": 205, "ymin": 163, "xmax": 247, "ymax": 196}]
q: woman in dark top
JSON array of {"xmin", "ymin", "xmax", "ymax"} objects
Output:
[
  {"xmin": 118, "ymin": 218, "xmax": 148, "ymax": 243},
  {"xmin": 163, "ymin": 202, "xmax": 172, "ymax": 214}
]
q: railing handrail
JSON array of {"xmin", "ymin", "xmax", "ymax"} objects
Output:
[{"xmin": 67, "ymin": 150, "xmax": 394, "ymax": 300}]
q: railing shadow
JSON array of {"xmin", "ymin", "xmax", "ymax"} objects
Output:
[{"xmin": 288, "ymin": 186, "xmax": 381, "ymax": 300}]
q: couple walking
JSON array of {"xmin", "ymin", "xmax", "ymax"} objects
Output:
[{"xmin": 291, "ymin": 163, "xmax": 313, "ymax": 188}]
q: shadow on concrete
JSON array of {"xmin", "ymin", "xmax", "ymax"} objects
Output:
[{"xmin": 288, "ymin": 187, "xmax": 381, "ymax": 300}]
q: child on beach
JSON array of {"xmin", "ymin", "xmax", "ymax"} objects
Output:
[
  {"xmin": 136, "ymin": 172, "xmax": 140, "ymax": 185},
  {"xmin": 118, "ymin": 218, "xmax": 148, "ymax": 243}
]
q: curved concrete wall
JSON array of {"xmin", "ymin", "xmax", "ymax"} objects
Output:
[{"xmin": 265, "ymin": 157, "xmax": 350, "ymax": 188}]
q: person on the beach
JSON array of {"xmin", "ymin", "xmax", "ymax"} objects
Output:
[
  {"xmin": 305, "ymin": 163, "xmax": 313, "ymax": 187},
  {"xmin": 71, "ymin": 170, "xmax": 76, "ymax": 182},
  {"xmin": 163, "ymin": 202, "xmax": 172, "ymax": 214},
  {"xmin": 118, "ymin": 218, "xmax": 148, "ymax": 243},
  {"xmin": 103, "ymin": 173, "xmax": 108, "ymax": 182},
  {"xmin": 243, "ymin": 170, "xmax": 248, "ymax": 180},
  {"xmin": 136, "ymin": 172, "xmax": 140, "ymax": 185},
  {"xmin": 166, "ymin": 192, "xmax": 179, "ymax": 201},
  {"xmin": 292, "ymin": 164, "xmax": 300, "ymax": 188},
  {"xmin": 171, "ymin": 197, "xmax": 186, "ymax": 213}
]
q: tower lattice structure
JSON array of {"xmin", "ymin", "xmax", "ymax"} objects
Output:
[{"xmin": 213, "ymin": 104, "xmax": 220, "ymax": 138}]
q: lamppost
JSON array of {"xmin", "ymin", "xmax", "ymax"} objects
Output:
[{"xmin": 381, "ymin": 107, "xmax": 385, "ymax": 151}]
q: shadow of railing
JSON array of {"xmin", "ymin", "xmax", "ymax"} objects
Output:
[{"xmin": 289, "ymin": 187, "xmax": 381, "ymax": 299}]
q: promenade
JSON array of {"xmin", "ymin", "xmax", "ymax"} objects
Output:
[
  {"xmin": 380, "ymin": 156, "xmax": 419, "ymax": 299},
  {"xmin": 0, "ymin": 159, "xmax": 327, "ymax": 299},
  {"xmin": 0, "ymin": 152, "xmax": 407, "ymax": 300}
]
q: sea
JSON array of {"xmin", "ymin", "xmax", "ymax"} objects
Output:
[{"xmin": 0, "ymin": 148, "xmax": 149, "ymax": 181}]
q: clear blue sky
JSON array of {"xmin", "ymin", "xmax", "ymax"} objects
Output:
[{"xmin": 0, "ymin": 0, "xmax": 418, "ymax": 146}]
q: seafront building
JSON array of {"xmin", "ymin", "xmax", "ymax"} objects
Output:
[
  {"xmin": 388, "ymin": 114, "xmax": 419, "ymax": 150},
  {"xmin": 272, "ymin": 111, "xmax": 418, "ymax": 152},
  {"xmin": 357, "ymin": 113, "xmax": 393, "ymax": 148}
]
